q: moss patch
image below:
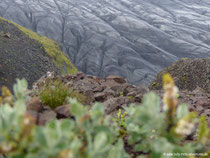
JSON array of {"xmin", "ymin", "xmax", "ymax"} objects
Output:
[{"xmin": 0, "ymin": 17, "xmax": 77, "ymax": 75}]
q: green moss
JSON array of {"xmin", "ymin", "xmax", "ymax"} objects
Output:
[{"xmin": 0, "ymin": 17, "xmax": 77, "ymax": 75}]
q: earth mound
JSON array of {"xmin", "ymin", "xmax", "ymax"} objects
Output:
[
  {"xmin": 0, "ymin": 17, "xmax": 77, "ymax": 93},
  {"xmin": 149, "ymin": 58, "xmax": 210, "ymax": 93}
]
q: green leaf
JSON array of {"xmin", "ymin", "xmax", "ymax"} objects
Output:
[
  {"xmin": 94, "ymin": 132, "xmax": 107, "ymax": 152},
  {"xmin": 69, "ymin": 98, "xmax": 85, "ymax": 120},
  {"xmin": 14, "ymin": 99, "xmax": 26, "ymax": 116},
  {"xmin": 142, "ymin": 92, "xmax": 160, "ymax": 112},
  {"xmin": 177, "ymin": 104, "xmax": 189, "ymax": 119},
  {"xmin": 152, "ymin": 138, "xmax": 174, "ymax": 153},
  {"xmin": 197, "ymin": 115, "xmax": 210, "ymax": 145},
  {"xmin": 13, "ymin": 78, "xmax": 28, "ymax": 99},
  {"xmin": 90, "ymin": 103, "xmax": 104, "ymax": 120},
  {"xmin": 108, "ymin": 140, "xmax": 129, "ymax": 158},
  {"xmin": 35, "ymin": 127, "xmax": 48, "ymax": 147}
]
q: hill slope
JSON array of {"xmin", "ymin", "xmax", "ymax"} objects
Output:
[{"xmin": 0, "ymin": 17, "xmax": 77, "ymax": 92}]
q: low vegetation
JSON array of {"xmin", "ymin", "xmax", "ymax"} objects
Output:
[
  {"xmin": 39, "ymin": 79, "xmax": 87, "ymax": 109},
  {"xmin": 0, "ymin": 74, "xmax": 209, "ymax": 158}
]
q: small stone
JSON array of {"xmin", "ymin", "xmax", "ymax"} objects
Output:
[
  {"xmin": 55, "ymin": 104, "xmax": 71, "ymax": 119},
  {"xmin": 135, "ymin": 94, "xmax": 144, "ymax": 103},
  {"xmin": 83, "ymin": 90, "xmax": 95, "ymax": 104},
  {"xmin": 103, "ymin": 88, "xmax": 115, "ymax": 97},
  {"xmin": 103, "ymin": 98, "xmax": 118, "ymax": 114},
  {"xmin": 195, "ymin": 105, "xmax": 204, "ymax": 112},
  {"xmin": 203, "ymin": 109, "xmax": 210, "ymax": 117},
  {"xmin": 106, "ymin": 75, "xmax": 127, "ymax": 84},
  {"xmin": 195, "ymin": 98, "xmax": 210, "ymax": 107},
  {"xmin": 3, "ymin": 32, "xmax": 11, "ymax": 38},
  {"xmin": 117, "ymin": 96, "xmax": 126, "ymax": 105},
  {"xmin": 26, "ymin": 97, "xmax": 43, "ymax": 112},
  {"xmin": 38, "ymin": 110, "xmax": 56, "ymax": 125},
  {"xmin": 94, "ymin": 92, "xmax": 106, "ymax": 102},
  {"xmin": 127, "ymin": 91, "xmax": 137, "ymax": 97},
  {"xmin": 26, "ymin": 110, "xmax": 39, "ymax": 124}
]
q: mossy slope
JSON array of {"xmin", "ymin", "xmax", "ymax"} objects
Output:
[
  {"xmin": 0, "ymin": 17, "xmax": 77, "ymax": 93},
  {"xmin": 0, "ymin": 17, "xmax": 77, "ymax": 75}
]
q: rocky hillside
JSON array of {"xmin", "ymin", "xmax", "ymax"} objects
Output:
[
  {"xmin": 28, "ymin": 70, "xmax": 210, "ymax": 128},
  {"xmin": 0, "ymin": 17, "xmax": 77, "ymax": 93}
]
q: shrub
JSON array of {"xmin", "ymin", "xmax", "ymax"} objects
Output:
[{"xmin": 39, "ymin": 79, "xmax": 86, "ymax": 109}]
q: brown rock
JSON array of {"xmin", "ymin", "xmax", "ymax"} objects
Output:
[
  {"xmin": 117, "ymin": 96, "xmax": 126, "ymax": 105},
  {"xmin": 135, "ymin": 94, "xmax": 144, "ymax": 103},
  {"xmin": 83, "ymin": 90, "xmax": 95, "ymax": 104},
  {"xmin": 55, "ymin": 104, "xmax": 71, "ymax": 119},
  {"xmin": 127, "ymin": 91, "xmax": 137, "ymax": 97},
  {"xmin": 135, "ymin": 85, "xmax": 149, "ymax": 94},
  {"xmin": 94, "ymin": 92, "xmax": 106, "ymax": 102},
  {"xmin": 26, "ymin": 97, "xmax": 43, "ymax": 112},
  {"xmin": 73, "ymin": 80, "xmax": 94, "ymax": 92},
  {"xmin": 194, "ymin": 98, "xmax": 210, "ymax": 107},
  {"xmin": 103, "ymin": 98, "xmax": 118, "ymax": 114},
  {"xmin": 103, "ymin": 87, "xmax": 115, "ymax": 97},
  {"xmin": 26, "ymin": 110, "xmax": 39, "ymax": 124},
  {"xmin": 123, "ymin": 84, "xmax": 136, "ymax": 95},
  {"xmin": 195, "ymin": 105, "xmax": 204, "ymax": 113},
  {"xmin": 38, "ymin": 110, "xmax": 56, "ymax": 125},
  {"xmin": 106, "ymin": 75, "xmax": 127, "ymax": 84},
  {"xmin": 103, "ymin": 80, "xmax": 120, "ymax": 88}
]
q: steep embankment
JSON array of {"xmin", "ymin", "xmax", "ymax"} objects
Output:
[{"xmin": 0, "ymin": 17, "xmax": 77, "ymax": 93}]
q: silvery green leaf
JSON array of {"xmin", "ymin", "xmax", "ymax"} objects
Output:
[
  {"xmin": 13, "ymin": 99, "xmax": 26, "ymax": 116},
  {"xmin": 177, "ymin": 104, "xmax": 189, "ymax": 119},
  {"xmin": 142, "ymin": 92, "xmax": 160, "ymax": 112},
  {"xmin": 152, "ymin": 138, "xmax": 174, "ymax": 153},
  {"xmin": 35, "ymin": 127, "xmax": 48, "ymax": 147},
  {"xmin": 108, "ymin": 140, "xmax": 130, "ymax": 158},
  {"xmin": 69, "ymin": 98, "xmax": 85, "ymax": 120},
  {"xmin": 90, "ymin": 103, "xmax": 104, "ymax": 120},
  {"xmin": 13, "ymin": 78, "xmax": 28, "ymax": 100},
  {"xmin": 94, "ymin": 132, "xmax": 107, "ymax": 152}
]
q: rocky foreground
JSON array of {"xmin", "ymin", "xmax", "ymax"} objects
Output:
[{"xmin": 26, "ymin": 71, "xmax": 210, "ymax": 128}]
